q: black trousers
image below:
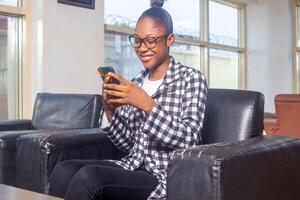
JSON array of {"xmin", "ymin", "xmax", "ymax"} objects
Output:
[{"xmin": 49, "ymin": 160, "xmax": 158, "ymax": 200}]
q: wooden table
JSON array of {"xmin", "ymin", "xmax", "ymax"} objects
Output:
[{"xmin": 0, "ymin": 184, "xmax": 63, "ymax": 200}]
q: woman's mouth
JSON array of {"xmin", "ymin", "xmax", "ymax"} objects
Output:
[{"xmin": 139, "ymin": 54, "xmax": 153, "ymax": 62}]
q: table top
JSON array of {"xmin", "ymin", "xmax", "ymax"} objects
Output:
[{"xmin": 0, "ymin": 184, "xmax": 63, "ymax": 200}]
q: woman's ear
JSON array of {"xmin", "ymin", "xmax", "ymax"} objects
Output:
[{"xmin": 166, "ymin": 33, "xmax": 175, "ymax": 48}]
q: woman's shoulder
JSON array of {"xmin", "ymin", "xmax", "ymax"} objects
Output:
[{"xmin": 175, "ymin": 61, "xmax": 206, "ymax": 82}]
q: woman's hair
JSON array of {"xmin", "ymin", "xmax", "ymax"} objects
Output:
[
  {"xmin": 137, "ymin": 7, "xmax": 173, "ymax": 35},
  {"xmin": 150, "ymin": 0, "xmax": 165, "ymax": 8}
]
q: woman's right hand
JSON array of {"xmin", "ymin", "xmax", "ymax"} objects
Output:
[{"xmin": 102, "ymin": 75, "xmax": 116, "ymax": 122}]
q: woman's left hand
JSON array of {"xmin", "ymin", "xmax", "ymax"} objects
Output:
[{"xmin": 103, "ymin": 73, "xmax": 155, "ymax": 115}]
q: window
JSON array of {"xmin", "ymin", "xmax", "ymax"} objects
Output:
[
  {"xmin": 209, "ymin": 1, "xmax": 238, "ymax": 46},
  {"xmin": 104, "ymin": 0, "xmax": 245, "ymax": 89},
  {"xmin": 292, "ymin": 0, "xmax": 300, "ymax": 92},
  {"xmin": 0, "ymin": 0, "xmax": 24, "ymax": 119},
  {"xmin": 208, "ymin": 1, "xmax": 243, "ymax": 89}
]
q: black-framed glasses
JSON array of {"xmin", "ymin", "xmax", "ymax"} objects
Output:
[{"xmin": 128, "ymin": 34, "xmax": 167, "ymax": 49}]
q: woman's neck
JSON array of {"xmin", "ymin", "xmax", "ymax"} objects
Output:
[{"xmin": 149, "ymin": 57, "xmax": 170, "ymax": 81}]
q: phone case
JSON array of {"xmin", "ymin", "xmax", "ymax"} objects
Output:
[
  {"xmin": 97, "ymin": 66, "xmax": 120, "ymax": 85},
  {"xmin": 97, "ymin": 66, "xmax": 115, "ymax": 80}
]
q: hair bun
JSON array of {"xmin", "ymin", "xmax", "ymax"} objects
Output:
[{"xmin": 151, "ymin": 0, "xmax": 165, "ymax": 8}]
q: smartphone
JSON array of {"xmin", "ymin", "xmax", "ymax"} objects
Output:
[{"xmin": 97, "ymin": 66, "xmax": 120, "ymax": 85}]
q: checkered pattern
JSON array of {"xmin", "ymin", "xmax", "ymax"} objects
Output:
[{"xmin": 102, "ymin": 57, "xmax": 207, "ymax": 199}]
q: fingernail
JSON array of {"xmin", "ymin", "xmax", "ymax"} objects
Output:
[{"xmin": 103, "ymin": 84, "xmax": 106, "ymax": 87}]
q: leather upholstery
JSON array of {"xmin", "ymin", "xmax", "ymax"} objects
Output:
[
  {"xmin": 31, "ymin": 93, "xmax": 101, "ymax": 130},
  {"xmin": 168, "ymin": 136, "xmax": 300, "ymax": 200},
  {"xmin": 16, "ymin": 128, "xmax": 124, "ymax": 193},
  {"xmin": 18, "ymin": 89, "xmax": 270, "ymax": 198},
  {"xmin": 0, "ymin": 120, "xmax": 32, "ymax": 131},
  {"xmin": 264, "ymin": 94, "xmax": 300, "ymax": 138},
  {"xmin": 0, "ymin": 93, "xmax": 101, "ymax": 187},
  {"xmin": 12, "ymin": 89, "xmax": 300, "ymax": 200},
  {"xmin": 202, "ymin": 89, "xmax": 264, "ymax": 144},
  {"xmin": 0, "ymin": 130, "xmax": 43, "ymax": 186}
]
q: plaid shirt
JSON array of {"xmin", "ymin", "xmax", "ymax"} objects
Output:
[{"xmin": 102, "ymin": 57, "xmax": 207, "ymax": 199}]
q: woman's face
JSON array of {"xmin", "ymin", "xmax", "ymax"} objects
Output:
[{"xmin": 133, "ymin": 17, "xmax": 174, "ymax": 70}]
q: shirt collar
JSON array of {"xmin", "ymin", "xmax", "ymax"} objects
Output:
[{"xmin": 134, "ymin": 56, "xmax": 181, "ymax": 86}]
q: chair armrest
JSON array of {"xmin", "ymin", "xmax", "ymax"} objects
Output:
[
  {"xmin": 40, "ymin": 128, "xmax": 125, "ymax": 159},
  {"xmin": 0, "ymin": 129, "xmax": 43, "ymax": 186},
  {"xmin": 264, "ymin": 112, "xmax": 279, "ymax": 134},
  {"xmin": 16, "ymin": 128, "xmax": 125, "ymax": 193},
  {"xmin": 0, "ymin": 120, "xmax": 32, "ymax": 131},
  {"xmin": 167, "ymin": 136, "xmax": 300, "ymax": 200}
]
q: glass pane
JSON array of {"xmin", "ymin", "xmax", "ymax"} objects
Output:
[
  {"xmin": 209, "ymin": 49, "xmax": 239, "ymax": 89},
  {"xmin": 105, "ymin": 0, "xmax": 200, "ymax": 39},
  {"xmin": 297, "ymin": 6, "xmax": 300, "ymax": 47},
  {"xmin": 0, "ymin": 15, "xmax": 20, "ymax": 119},
  {"xmin": 104, "ymin": 32, "xmax": 143, "ymax": 81},
  {"xmin": 163, "ymin": 0, "xmax": 200, "ymax": 39},
  {"xmin": 0, "ymin": 0, "xmax": 19, "ymax": 7},
  {"xmin": 170, "ymin": 43, "xmax": 201, "ymax": 70},
  {"xmin": 209, "ymin": 1, "xmax": 238, "ymax": 46}
]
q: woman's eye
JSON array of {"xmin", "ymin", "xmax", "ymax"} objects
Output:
[
  {"xmin": 145, "ymin": 38, "xmax": 155, "ymax": 44},
  {"xmin": 134, "ymin": 38, "xmax": 140, "ymax": 43}
]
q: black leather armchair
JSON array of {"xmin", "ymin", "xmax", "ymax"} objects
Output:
[
  {"xmin": 0, "ymin": 93, "xmax": 101, "ymax": 187},
  {"xmin": 16, "ymin": 128, "xmax": 124, "ymax": 193},
  {"xmin": 167, "ymin": 89, "xmax": 300, "ymax": 200},
  {"xmin": 16, "ymin": 89, "xmax": 300, "ymax": 200},
  {"xmin": 167, "ymin": 135, "xmax": 300, "ymax": 200}
]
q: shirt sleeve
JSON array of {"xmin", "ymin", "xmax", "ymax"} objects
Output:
[
  {"xmin": 142, "ymin": 72, "xmax": 207, "ymax": 149},
  {"xmin": 103, "ymin": 106, "xmax": 135, "ymax": 153}
]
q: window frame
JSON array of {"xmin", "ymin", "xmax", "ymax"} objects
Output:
[
  {"xmin": 0, "ymin": 0, "xmax": 32, "ymax": 119},
  {"xmin": 291, "ymin": 0, "xmax": 299, "ymax": 92},
  {"xmin": 104, "ymin": 0, "xmax": 246, "ymax": 89}
]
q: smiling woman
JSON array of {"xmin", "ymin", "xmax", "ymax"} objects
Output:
[{"xmin": 49, "ymin": 7, "xmax": 208, "ymax": 200}]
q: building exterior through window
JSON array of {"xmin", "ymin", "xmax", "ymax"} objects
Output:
[{"xmin": 0, "ymin": 0, "xmax": 22, "ymax": 120}]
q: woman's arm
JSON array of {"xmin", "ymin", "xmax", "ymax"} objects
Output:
[{"xmin": 103, "ymin": 106, "xmax": 135, "ymax": 153}]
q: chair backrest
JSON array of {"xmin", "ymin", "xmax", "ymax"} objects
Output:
[
  {"xmin": 274, "ymin": 94, "xmax": 300, "ymax": 137},
  {"xmin": 31, "ymin": 93, "xmax": 101, "ymax": 130},
  {"xmin": 202, "ymin": 89, "xmax": 264, "ymax": 144}
]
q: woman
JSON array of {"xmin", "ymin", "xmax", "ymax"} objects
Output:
[{"xmin": 49, "ymin": 7, "xmax": 207, "ymax": 200}]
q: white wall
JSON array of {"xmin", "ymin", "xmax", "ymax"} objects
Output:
[
  {"xmin": 31, "ymin": 0, "xmax": 104, "ymax": 101},
  {"xmin": 246, "ymin": 0, "xmax": 293, "ymax": 112}
]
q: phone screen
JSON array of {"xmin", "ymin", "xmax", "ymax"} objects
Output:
[{"xmin": 97, "ymin": 66, "xmax": 120, "ymax": 85}]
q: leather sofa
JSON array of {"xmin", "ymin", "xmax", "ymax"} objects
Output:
[
  {"xmin": 0, "ymin": 93, "xmax": 101, "ymax": 187},
  {"xmin": 16, "ymin": 89, "xmax": 300, "ymax": 199},
  {"xmin": 264, "ymin": 94, "xmax": 300, "ymax": 138}
]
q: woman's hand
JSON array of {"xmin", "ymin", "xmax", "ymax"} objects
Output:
[
  {"xmin": 103, "ymin": 73, "xmax": 155, "ymax": 115},
  {"xmin": 102, "ymin": 75, "xmax": 117, "ymax": 121}
]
